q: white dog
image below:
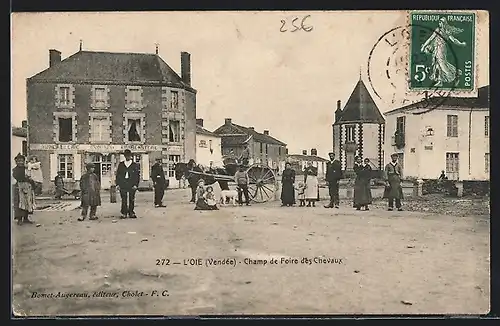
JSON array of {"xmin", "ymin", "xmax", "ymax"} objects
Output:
[{"xmin": 220, "ymin": 189, "xmax": 238, "ymax": 206}]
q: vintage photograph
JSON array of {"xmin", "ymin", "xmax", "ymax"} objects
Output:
[{"xmin": 11, "ymin": 11, "xmax": 490, "ymax": 316}]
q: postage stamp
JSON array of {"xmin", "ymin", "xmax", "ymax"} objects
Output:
[{"xmin": 409, "ymin": 11, "xmax": 476, "ymax": 92}]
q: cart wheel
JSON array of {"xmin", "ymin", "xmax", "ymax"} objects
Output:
[{"xmin": 246, "ymin": 164, "xmax": 277, "ymax": 203}]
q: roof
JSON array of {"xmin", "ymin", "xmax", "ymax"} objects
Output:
[
  {"xmin": 12, "ymin": 127, "xmax": 27, "ymax": 138},
  {"xmin": 196, "ymin": 125, "xmax": 220, "ymax": 137},
  {"xmin": 287, "ymin": 154, "xmax": 328, "ymax": 162},
  {"xmin": 335, "ymin": 79, "xmax": 385, "ymax": 124},
  {"xmin": 384, "ymin": 85, "xmax": 490, "ymax": 115},
  {"xmin": 28, "ymin": 50, "xmax": 194, "ymax": 90},
  {"xmin": 214, "ymin": 121, "xmax": 287, "ymax": 146}
]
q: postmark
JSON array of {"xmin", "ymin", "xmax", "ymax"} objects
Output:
[{"xmin": 409, "ymin": 11, "xmax": 476, "ymax": 92}]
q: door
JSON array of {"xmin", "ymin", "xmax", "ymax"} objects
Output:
[
  {"xmin": 168, "ymin": 155, "xmax": 181, "ymax": 188},
  {"xmin": 446, "ymin": 152, "xmax": 459, "ymax": 180}
]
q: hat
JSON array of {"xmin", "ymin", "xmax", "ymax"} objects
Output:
[
  {"xmin": 197, "ymin": 179, "xmax": 205, "ymax": 185},
  {"xmin": 15, "ymin": 153, "xmax": 25, "ymax": 161},
  {"xmin": 390, "ymin": 153, "xmax": 399, "ymax": 158},
  {"xmin": 328, "ymin": 152, "xmax": 334, "ymax": 155},
  {"xmin": 124, "ymin": 149, "xmax": 132, "ymax": 155},
  {"xmin": 86, "ymin": 162, "xmax": 95, "ymax": 169}
]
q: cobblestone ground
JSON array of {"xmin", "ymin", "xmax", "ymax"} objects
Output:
[{"xmin": 12, "ymin": 189, "xmax": 490, "ymax": 316}]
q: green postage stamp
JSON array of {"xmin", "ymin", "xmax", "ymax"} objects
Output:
[{"xmin": 409, "ymin": 11, "xmax": 476, "ymax": 92}]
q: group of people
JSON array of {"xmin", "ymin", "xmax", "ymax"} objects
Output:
[{"xmin": 279, "ymin": 152, "xmax": 404, "ymax": 211}]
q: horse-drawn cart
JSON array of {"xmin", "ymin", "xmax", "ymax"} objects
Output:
[{"xmin": 175, "ymin": 156, "xmax": 279, "ymax": 203}]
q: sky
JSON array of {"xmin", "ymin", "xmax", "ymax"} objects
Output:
[{"xmin": 11, "ymin": 11, "xmax": 489, "ymax": 158}]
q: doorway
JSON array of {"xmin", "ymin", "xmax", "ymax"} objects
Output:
[{"xmin": 90, "ymin": 153, "xmax": 112, "ymax": 190}]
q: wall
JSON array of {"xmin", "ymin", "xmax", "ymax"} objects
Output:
[
  {"xmin": 384, "ymin": 108, "xmax": 489, "ymax": 180},
  {"xmin": 12, "ymin": 135, "xmax": 26, "ymax": 167},
  {"xmin": 184, "ymin": 90, "xmax": 197, "ymax": 162},
  {"xmin": 196, "ymin": 133, "xmax": 222, "ymax": 167},
  {"xmin": 361, "ymin": 123, "xmax": 381, "ymax": 167}
]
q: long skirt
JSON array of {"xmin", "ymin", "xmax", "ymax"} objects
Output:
[
  {"xmin": 353, "ymin": 179, "xmax": 372, "ymax": 206},
  {"xmin": 13, "ymin": 182, "xmax": 35, "ymax": 219},
  {"xmin": 281, "ymin": 182, "xmax": 295, "ymax": 205},
  {"xmin": 194, "ymin": 198, "xmax": 213, "ymax": 210},
  {"xmin": 305, "ymin": 176, "xmax": 319, "ymax": 201}
]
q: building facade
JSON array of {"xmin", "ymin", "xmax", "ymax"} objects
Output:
[
  {"xmin": 287, "ymin": 149, "xmax": 328, "ymax": 178},
  {"xmin": 195, "ymin": 118, "xmax": 222, "ymax": 169},
  {"xmin": 332, "ymin": 78, "xmax": 385, "ymax": 175},
  {"xmin": 12, "ymin": 121, "xmax": 28, "ymax": 167},
  {"xmin": 27, "ymin": 49, "xmax": 196, "ymax": 192},
  {"xmin": 213, "ymin": 118, "xmax": 287, "ymax": 171},
  {"xmin": 384, "ymin": 85, "xmax": 490, "ymax": 181}
]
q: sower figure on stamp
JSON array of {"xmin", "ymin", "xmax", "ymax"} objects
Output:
[
  {"xmin": 384, "ymin": 153, "xmax": 404, "ymax": 211},
  {"xmin": 78, "ymin": 163, "xmax": 101, "ymax": 221},
  {"xmin": 116, "ymin": 149, "xmax": 140, "ymax": 219},
  {"xmin": 324, "ymin": 152, "xmax": 342, "ymax": 208},
  {"xmin": 151, "ymin": 157, "xmax": 167, "ymax": 208}
]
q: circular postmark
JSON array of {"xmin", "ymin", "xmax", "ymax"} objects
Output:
[{"xmin": 367, "ymin": 23, "xmax": 460, "ymax": 114}]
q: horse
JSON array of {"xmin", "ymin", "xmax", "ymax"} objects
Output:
[{"xmin": 174, "ymin": 162, "xmax": 234, "ymax": 203}]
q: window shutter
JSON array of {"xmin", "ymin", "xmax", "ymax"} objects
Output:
[
  {"xmin": 142, "ymin": 154, "xmax": 150, "ymax": 180},
  {"xmin": 50, "ymin": 153, "xmax": 58, "ymax": 180},
  {"xmin": 73, "ymin": 154, "xmax": 82, "ymax": 181}
]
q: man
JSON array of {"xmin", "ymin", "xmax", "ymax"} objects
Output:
[
  {"xmin": 384, "ymin": 153, "xmax": 404, "ymax": 211},
  {"xmin": 240, "ymin": 144, "xmax": 250, "ymax": 166},
  {"xmin": 116, "ymin": 149, "xmax": 140, "ymax": 218},
  {"xmin": 54, "ymin": 171, "xmax": 65, "ymax": 199},
  {"xmin": 324, "ymin": 152, "xmax": 342, "ymax": 208},
  {"xmin": 234, "ymin": 165, "xmax": 250, "ymax": 206},
  {"xmin": 151, "ymin": 157, "xmax": 167, "ymax": 208}
]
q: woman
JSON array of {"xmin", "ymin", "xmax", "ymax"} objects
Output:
[
  {"xmin": 78, "ymin": 163, "xmax": 101, "ymax": 221},
  {"xmin": 27, "ymin": 156, "xmax": 43, "ymax": 196},
  {"xmin": 280, "ymin": 162, "xmax": 296, "ymax": 207},
  {"xmin": 353, "ymin": 157, "xmax": 373, "ymax": 211},
  {"xmin": 304, "ymin": 162, "xmax": 319, "ymax": 207},
  {"xmin": 12, "ymin": 154, "xmax": 36, "ymax": 225}
]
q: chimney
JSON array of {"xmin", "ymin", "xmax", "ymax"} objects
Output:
[
  {"xmin": 249, "ymin": 127, "xmax": 255, "ymax": 131},
  {"xmin": 334, "ymin": 100, "xmax": 342, "ymax": 123},
  {"xmin": 49, "ymin": 49, "xmax": 61, "ymax": 67},
  {"xmin": 263, "ymin": 130, "xmax": 269, "ymax": 135},
  {"xmin": 196, "ymin": 118, "xmax": 203, "ymax": 127},
  {"xmin": 21, "ymin": 120, "xmax": 27, "ymax": 129},
  {"xmin": 225, "ymin": 118, "xmax": 232, "ymax": 125},
  {"xmin": 311, "ymin": 148, "xmax": 318, "ymax": 156},
  {"xmin": 181, "ymin": 52, "xmax": 191, "ymax": 86},
  {"xmin": 302, "ymin": 150, "xmax": 307, "ymax": 155}
]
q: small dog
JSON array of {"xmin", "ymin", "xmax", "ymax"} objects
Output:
[{"xmin": 220, "ymin": 189, "xmax": 238, "ymax": 206}]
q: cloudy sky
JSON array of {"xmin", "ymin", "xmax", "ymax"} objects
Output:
[{"xmin": 11, "ymin": 11, "xmax": 489, "ymax": 157}]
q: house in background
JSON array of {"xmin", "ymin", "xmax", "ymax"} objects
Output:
[
  {"xmin": 195, "ymin": 118, "xmax": 222, "ymax": 168},
  {"xmin": 287, "ymin": 149, "xmax": 328, "ymax": 178},
  {"xmin": 213, "ymin": 118, "xmax": 287, "ymax": 171},
  {"xmin": 27, "ymin": 47, "xmax": 196, "ymax": 192},
  {"xmin": 12, "ymin": 120, "xmax": 28, "ymax": 167},
  {"xmin": 332, "ymin": 77, "xmax": 385, "ymax": 176},
  {"xmin": 384, "ymin": 85, "xmax": 490, "ymax": 181}
]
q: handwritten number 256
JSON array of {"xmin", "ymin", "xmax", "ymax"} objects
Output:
[{"xmin": 280, "ymin": 15, "xmax": 313, "ymax": 33}]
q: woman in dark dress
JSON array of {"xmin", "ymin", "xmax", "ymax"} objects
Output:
[
  {"xmin": 280, "ymin": 162, "xmax": 296, "ymax": 207},
  {"xmin": 353, "ymin": 157, "xmax": 373, "ymax": 211},
  {"xmin": 12, "ymin": 154, "xmax": 36, "ymax": 225}
]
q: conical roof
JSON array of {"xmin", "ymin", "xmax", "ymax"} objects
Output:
[{"xmin": 336, "ymin": 79, "xmax": 385, "ymax": 124}]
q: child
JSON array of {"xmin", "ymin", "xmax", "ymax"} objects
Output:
[
  {"xmin": 78, "ymin": 163, "xmax": 101, "ymax": 221},
  {"xmin": 194, "ymin": 179, "xmax": 211, "ymax": 210},
  {"xmin": 204, "ymin": 186, "xmax": 219, "ymax": 210},
  {"xmin": 295, "ymin": 181, "xmax": 306, "ymax": 207}
]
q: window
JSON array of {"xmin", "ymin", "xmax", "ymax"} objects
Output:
[
  {"xmin": 265, "ymin": 144, "xmax": 268, "ymax": 155},
  {"xmin": 55, "ymin": 84, "xmax": 75, "ymax": 108},
  {"xmin": 445, "ymin": 152, "xmax": 459, "ymax": 180},
  {"xmin": 447, "ymin": 115, "xmax": 458, "ymax": 137},
  {"xmin": 260, "ymin": 142, "xmax": 263, "ymax": 154},
  {"xmin": 127, "ymin": 118, "xmax": 142, "ymax": 142},
  {"xmin": 168, "ymin": 155, "xmax": 181, "ymax": 177},
  {"xmin": 128, "ymin": 89, "xmax": 140, "ymax": 104},
  {"xmin": 93, "ymin": 87, "xmax": 107, "ymax": 108},
  {"xmin": 125, "ymin": 86, "xmax": 143, "ymax": 110},
  {"xmin": 58, "ymin": 118, "xmax": 73, "ymax": 142},
  {"xmin": 485, "ymin": 116, "xmax": 489, "ymax": 137},
  {"xmin": 22, "ymin": 140, "xmax": 27, "ymax": 156},
  {"xmin": 90, "ymin": 117, "xmax": 111, "ymax": 142},
  {"xmin": 485, "ymin": 153, "xmax": 490, "ymax": 173},
  {"xmin": 60, "ymin": 87, "xmax": 70, "ymax": 105},
  {"xmin": 58, "ymin": 154, "xmax": 74, "ymax": 179},
  {"xmin": 199, "ymin": 140, "xmax": 207, "ymax": 148},
  {"xmin": 279, "ymin": 147, "xmax": 282, "ymax": 156},
  {"xmin": 169, "ymin": 120, "xmax": 180, "ymax": 142},
  {"xmin": 396, "ymin": 116, "xmax": 406, "ymax": 134},
  {"xmin": 171, "ymin": 91, "xmax": 179, "ymax": 110},
  {"xmin": 346, "ymin": 125, "xmax": 355, "ymax": 142}
]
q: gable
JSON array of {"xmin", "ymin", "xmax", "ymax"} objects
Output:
[{"xmin": 336, "ymin": 79, "xmax": 385, "ymax": 124}]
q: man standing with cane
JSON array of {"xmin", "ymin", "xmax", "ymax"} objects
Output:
[
  {"xmin": 324, "ymin": 152, "xmax": 342, "ymax": 209},
  {"xmin": 151, "ymin": 157, "xmax": 167, "ymax": 208},
  {"xmin": 116, "ymin": 149, "xmax": 140, "ymax": 219}
]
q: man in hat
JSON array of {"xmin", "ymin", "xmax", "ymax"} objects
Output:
[
  {"xmin": 240, "ymin": 144, "xmax": 250, "ymax": 166},
  {"xmin": 151, "ymin": 157, "xmax": 167, "ymax": 208},
  {"xmin": 79, "ymin": 163, "xmax": 101, "ymax": 221},
  {"xmin": 324, "ymin": 152, "xmax": 342, "ymax": 208},
  {"xmin": 12, "ymin": 153, "xmax": 36, "ymax": 225},
  {"xmin": 384, "ymin": 153, "xmax": 404, "ymax": 211},
  {"xmin": 115, "ymin": 149, "xmax": 140, "ymax": 218}
]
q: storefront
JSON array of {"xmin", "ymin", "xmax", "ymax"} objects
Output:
[{"xmin": 30, "ymin": 143, "xmax": 163, "ymax": 191}]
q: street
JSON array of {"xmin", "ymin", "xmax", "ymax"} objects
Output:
[{"xmin": 12, "ymin": 189, "xmax": 490, "ymax": 316}]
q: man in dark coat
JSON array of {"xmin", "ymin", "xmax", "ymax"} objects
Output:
[
  {"xmin": 115, "ymin": 149, "xmax": 140, "ymax": 219},
  {"xmin": 384, "ymin": 153, "xmax": 404, "ymax": 211},
  {"xmin": 151, "ymin": 157, "xmax": 167, "ymax": 208},
  {"xmin": 324, "ymin": 152, "xmax": 342, "ymax": 208}
]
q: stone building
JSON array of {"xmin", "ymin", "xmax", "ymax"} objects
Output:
[
  {"xmin": 287, "ymin": 149, "xmax": 328, "ymax": 178},
  {"xmin": 332, "ymin": 78, "xmax": 385, "ymax": 176},
  {"xmin": 195, "ymin": 118, "xmax": 222, "ymax": 168},
  {"xmin": 213, "ymin": 118, "xmax": 287, "ymax": 171},
  {"xmin": 27, "ymin": 48, "xmax": 196, "ymax": 192},
  {"xmin": 12, "ymin": 120, "xmax": 28, "ymax": 167}
]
